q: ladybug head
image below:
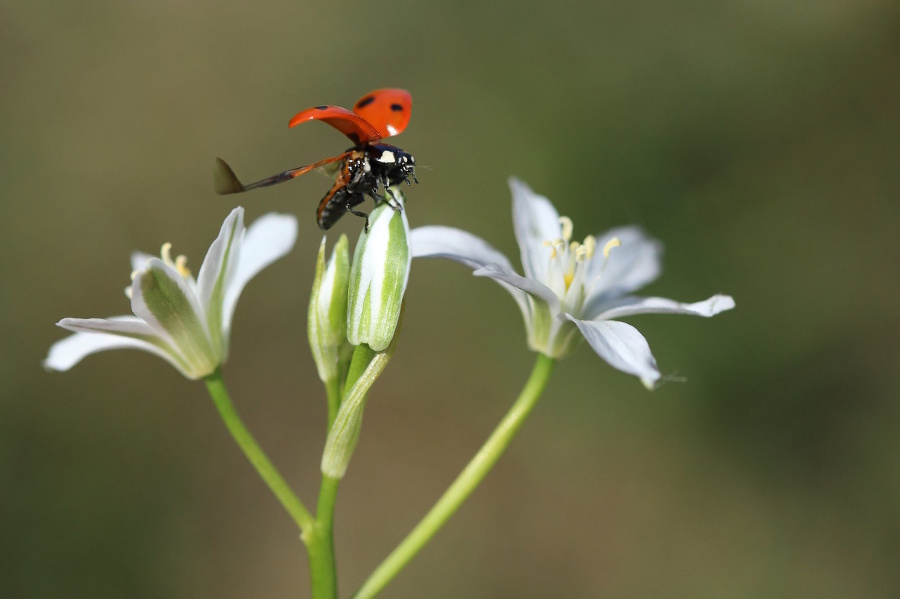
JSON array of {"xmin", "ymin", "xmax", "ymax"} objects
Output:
[{"xmin": 368, "ymin": 144, "xmax": 416, "ymax": 185}]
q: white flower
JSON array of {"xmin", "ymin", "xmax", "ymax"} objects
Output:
[
  {"xmin": 410, "ymin": 178, "xmax": 734, "ymax": 388},
  {"xmin": 44, "ymin": 207, "xmax": 298, "ymax": 379}
]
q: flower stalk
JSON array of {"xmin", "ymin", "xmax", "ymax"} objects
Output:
[
  {"xmin": 352, "ymin": 354, "xmax": 556, "ymax": 599},
  {"xmin": 203, "ymin": 368, "xmax": 314, "ymax": 532},
  {"xmin": 306, "ymin": 474, "xmax": 340, "ymax": 599}
]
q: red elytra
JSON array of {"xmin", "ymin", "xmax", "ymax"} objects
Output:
[
  {"xmin": 215, "ymin": 88, "xmax": 416, "ymax": 230},
  {"xmin": 288, "ymin": 88, "xmax": 413, "ymax": 144}
]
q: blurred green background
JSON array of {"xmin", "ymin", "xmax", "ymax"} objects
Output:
[{"xmin": 3, "ymin": 0, "xmax": 899, "ymax": 597}]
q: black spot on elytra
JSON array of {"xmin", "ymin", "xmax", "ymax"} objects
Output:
[
  {"xmin": 315, "ymin": 105, "xmax": 328, "ymax": 110},
  {"xmin": 356, "ymin": 96, "xmax": 375, "ymax": 109},
  {"xmin": 390, "ymin": 103, "xmax": 403, "ymax": 112}
]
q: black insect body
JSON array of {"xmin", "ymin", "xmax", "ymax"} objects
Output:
[{"xmin": 312, "ymin": 143, "xmax": 416, "ymax": 230}]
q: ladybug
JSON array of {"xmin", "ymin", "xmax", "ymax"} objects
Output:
[{"xmin": 214, "ymin": 88, "xmax": 417, "ymax": 230}]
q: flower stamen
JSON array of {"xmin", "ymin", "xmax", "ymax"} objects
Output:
[
  {"xmin": 160, "ymin": 242, "xmax": 192, "ymax": 278},
  {"xmin": 175, "ymin": 255, "xmax": 191, "ymax": 278},
  {"xmin": 542, "ymin": 239, "xmax": 557, "ymax": 259},
  {"xmin": 559, "ymin": 216, "xmax": 573, "ymax": 242},
  {"xmin": 575, "ymin": 245, "xmax": 588, "ymax": 262},
  {"xmin": 160, "ymin": 242, "xmax": 174, "ymax": 265},
  {"xmin": 583, "ymin": 235, "xmax": 596, "ymax": 259},
  {"xmin": 602, "ymin": 236, "xmax": 620, "ymax": 258}
]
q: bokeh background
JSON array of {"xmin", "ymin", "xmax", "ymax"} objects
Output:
[{"xmin": 3, "ymin": 0, "xmax": 899, "ymax": 597}]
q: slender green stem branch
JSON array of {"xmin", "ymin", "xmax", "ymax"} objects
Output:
[
  {"xmin": 204, "ymin": 368, "xmax": 315, "ymax": 532},
  {"xmin": 352, "ymin": 354, "xmax": 556, "ymax": 599}
]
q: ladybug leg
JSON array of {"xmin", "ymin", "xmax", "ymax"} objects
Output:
[
  {"xmin": 383, "ymin": 187, "xmax": 403, "ymax": 212},
  {"xmin": 347, "ymin": 206, "xmax": 371, "ymax": 232}
]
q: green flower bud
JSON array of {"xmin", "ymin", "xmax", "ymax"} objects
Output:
[
  {"xmin": 346, "ymin": 193, "xmax": 411, "ymax": 351},
  {"xmin": 308, "ymin": 235, "xmax": 351, "ymax": 383}
]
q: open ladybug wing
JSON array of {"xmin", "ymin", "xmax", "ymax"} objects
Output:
[
  {"xmin": 352, "ymin": 88, "xmax": 412, "ymax": 139},
  {"xmin": 214, "ymin": 153, "xmax": 349, "ymax": 195},
  {"xmin": 288, "ymin": 105, "xmax": 382, "ymax": 145}
]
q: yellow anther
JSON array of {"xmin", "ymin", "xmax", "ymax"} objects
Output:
[
  {"xmin": 583, "ymin": 235, "xmax": 596, "ymax": 259},
  {"xmin": 575, "ymin": 244, "xmax": 588, "ymax": 262},
  {"xmin": 559, "ymin": 216, "xmax": 574, "ymax": 242},
  {"xmin": 569, "ymin": 240, "xmax": 581, "ymax": 254},
  {"xmin": 160, "ymin": 242, "xmax": 191, "ymax": 278},
  {"xmin": 602, "ymin": 237, "xmax": 621, "ymax": 258},
  {"xmin": 175, "ymin": 255, "xmax": 191, "ymax": 278},
  {"xmin": 542, "ymin": 239, "xmax": 558, "ymax": 259}
]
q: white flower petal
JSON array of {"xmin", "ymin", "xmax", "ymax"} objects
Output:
[
  {"xmin": 510, "ymin": 178, "xmax": 561, "ymax": 282},
  {"xmin": 473, "ymin": 263, "xmax": 560, "ymax": 313},
  {"xmin": 583, "ymin": 226, "xmax": 663, "ymax": 312},
  {"xmin": 221, "ymin": 212, "xmax": 298, "ymax": 335},
  {"xmin": 590, "ymin": 294, "xmax": 736, "ymax": 321},
  {"xmin": 410, "ymin": 226, "xmax": 515, "ymax": 272},
  {"xmin": 197, "ymin": 207, "xmax": 245, "ymax": 315},
  {"xmin": 130, "ymin": 251, "xmax": 157, "ymax": 273},
  {"xmin": 411, "ymin": 226, "xmax": 537, "ymax": 337},
  {"xmin": 58, "ymin": 315, "xmax": 165, "ymax": 338},
  {"xmin": 565, "ymin": 316, "xmax": 661, "ymax": 389},
  {"xmin": 45, "ymin": 317, "xmax": 193, "ymax": 375}
]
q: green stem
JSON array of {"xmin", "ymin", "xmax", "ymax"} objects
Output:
[
  {"xmin": 352, "ymin": 354, "xmax": 556, "ymax": 599},
  {"xmin": 204, "ymin": 368, "xmax": 314, "ymax": 532},
  {"xmin": 345, "ymin": 344, "xmax": 379, "ymax": 392},
  {"xmin": 325, "ymin": 377, "xmax": 342, "ymax": 430},
  {"xmin": 309, "ymin": 343, "xmax": 390, "ymax": 597},
  {"xmin": 315, "ymin": 374, "xmax": 349, "ymax": 598},
  {"xmin": 306, "ymin": 474, "xmax": 341, "ymax": 599}
]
